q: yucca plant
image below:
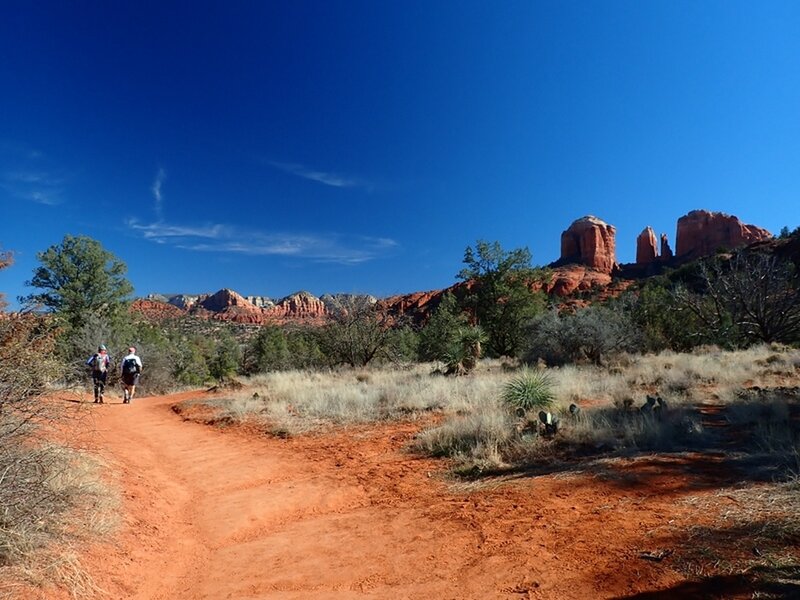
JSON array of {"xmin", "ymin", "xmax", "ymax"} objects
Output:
[
  {"xmin": 444, "ymin": 326, "xmax": 487, "ymax": 375},
  {"xmin": 502, "ymin": 369, "xmax": 555, "ymax": 412}
]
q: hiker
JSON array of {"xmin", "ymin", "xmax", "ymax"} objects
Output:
[
  {"xmin": 120, "ymin": 346, "xmax": 143, "ymax": 404},
  {"xmin": 86, "ymin": 344, "xmax": 111, "ymax": 404}
]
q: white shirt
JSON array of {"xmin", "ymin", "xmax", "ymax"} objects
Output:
[{"xmin": 120, "ymin": 353, "xmax": 143, "ymax": 372}]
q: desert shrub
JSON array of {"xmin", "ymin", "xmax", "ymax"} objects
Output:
[
  {"xmin": 173, "ymin": 335, "xmax": 212, "ymax": 386},
  {"xmin": 244, "ymin": 325, "xmax": 290, "ymax": 374},
  {"xmin": 285, "ymin": 327, "xmax": 325, "ymax": 369},
  {"xmin": 418, "ymin": 293, "xmax": 468, "ymax": 361},
  {"xmin": 525, "ymin": 304, "xmax": 642, "ymax": 366},
  {"xmin": 208, "ymin": 330, "xmax": 242, "ymax": 382},
  {"xmin": 501, "ymin": 369, "xmax": 554, "ymax": 411},
  {"xmin": 629, "ymin": 283, "xmax": 707, "ymax": 352},
  {"xmin": 0, "ymin": 314, "xmax": 102, "ymax": 566},
  {"xmin": 317, "ymin": 298, "xmax": 400, "ymax": 367},
  {"xmin": 385, "ymin": 325, "xmax": 420, "ymax": 364},
  {"xmin": 61, "ymin": 311, "xmax": 179, "ymax": 395}
]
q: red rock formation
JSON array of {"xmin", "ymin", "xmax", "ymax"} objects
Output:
[
  {"xmin": 130, "ymin": 299, "xmax": 186, "ymax": 322},
  {"xmin": 541, "ymin": 266, "xmax": 613, "ymax": 297},
  {"xmin": 200, "ymin": 289, "xmax": 266, "ymax": 324},
  {"xmin": 675, "ymin": 210, "xmax": 772, "ymax": 258},
  {"xmin": 264, "ymin": 291, "xmax": 328, "ymax": 320},
  {"xmin": 660, "ymin": 233, "xmax": 673, "ymax": 259},
  {"xmin": 560, "ymin": 216, "xmax": 617, "ymax": 273},
  {"xmin": 636, "ymin": 227, "xmax": 658, "ymax": 265},
  {"xmin": 199, "ymin": 289, "xmax": 254, "ymax": 312}
]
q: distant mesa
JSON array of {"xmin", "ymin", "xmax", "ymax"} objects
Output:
[
  {"xmin": 675, "ymin": 209, "xmax": 772, "ymax": 258},
  {"xmin": 559, "ymin": 216, "xmax": 617, "ymax": 274},
  {"xmin": 136, "ymin": 208, "xmax": 774, "ymax": 326},
  {"xmin": 142, "ymin": 290, "xmax": 381, "ymax": 324}
]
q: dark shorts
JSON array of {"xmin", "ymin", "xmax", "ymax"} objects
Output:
[{"xmin": 121, "ymin": 372, "xmax": 140, "ymax": 386}]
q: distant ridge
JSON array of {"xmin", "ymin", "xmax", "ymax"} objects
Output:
[{"xmin": 136, "ymin": 209, "xmax": 774, "ymax": 326}]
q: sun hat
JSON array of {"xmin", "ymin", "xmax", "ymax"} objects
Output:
[{"xmin": 98, "ymin": 344, "xmax": 107, "ymax": 351}]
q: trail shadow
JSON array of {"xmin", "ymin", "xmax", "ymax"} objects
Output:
[
  {"xmin": 470, "ymin": 451, "xmax": 793, "ymax": 499},
  {"xmin": 611, "ymin": 565, "xmax": 800, "ymax": 599}
]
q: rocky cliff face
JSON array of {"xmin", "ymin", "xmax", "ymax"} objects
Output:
[
  {"xmin": 246, "ymin": 295, "xmax": 275, "ymax": 309},
  {"xmin": 166, "ymin": 294, "xmax": 202, "ymax": 310},
  {"xmin": 321, "ymin": 293, "xmax": 378, "ymax": 315},
  {"xmin": 636, "ymin": 227, "xmax": 658, "ymax": 265},
  {"xmin": 559, "ymin": 216, "xmax": 617, "ymax": 273},
  {"xmin": 660, "ymin": 233, "xmax": 673, "ymax": 259},
  {"xmin": 264, "ymin": 291, "xmax": 328, "ymax": 320},
  {"xmin": 675, "ymin": 210, "xmax": 772, "ymax": 258}
]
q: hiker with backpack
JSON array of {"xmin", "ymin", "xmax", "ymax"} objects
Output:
[
  {"xmin": 120, "ymin": 346, "xmax": 143, "ymax": 404},
  {"xmin": 86, "ymin": 344, "xmax": 111, "ymax": 404}
]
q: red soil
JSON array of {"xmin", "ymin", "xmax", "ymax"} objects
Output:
[{"xmin": 29, "ymin": 392, "xmax": 762, "ymax": 599}]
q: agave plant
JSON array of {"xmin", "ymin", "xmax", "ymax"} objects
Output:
[{"xmin": 502, "ymin": 369, "xmax": 555, "ymax": 412}]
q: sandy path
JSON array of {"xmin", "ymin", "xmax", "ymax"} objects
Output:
[{"xmin": 45, "ymin": 391, "xmax": 706, "ymax": 599}]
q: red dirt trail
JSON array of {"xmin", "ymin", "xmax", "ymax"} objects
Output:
[{"xmin": 35, "ymin": 392, "xmax": 731, "ymax": 599}]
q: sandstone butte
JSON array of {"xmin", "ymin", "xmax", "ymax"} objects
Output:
[
  {"xmin": 675, "ymin": 209, "xmax": 772, "ymax": 258},
  {"xmin": 559, "ymin": 215, "xmax": 617, "ymax": 274},
  {"xmin": 132, "ymin": 209, "xmax": 773, "ymax": 325},
  {"xmin": 636, "ymin": 226, "xmax": 658, "ymax": 265}
]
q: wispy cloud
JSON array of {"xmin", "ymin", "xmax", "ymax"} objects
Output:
[
  {"xmin": 128, "ymin": 218, "xmax": 397, "ymax": 265},
  {"xmin": 267, "ymin": 160, "xmax": 368, "ymax": 189},
  {"xmin": 128, "ymin": 220, "xmax": 230, "ymax": 240},
  {"xmin": 0, "ymin": 170, "xmax": 64, "ymax": 205},
  {"xmin": 151, "ymin": 168, "xmax": 166, "ymax": 220}
]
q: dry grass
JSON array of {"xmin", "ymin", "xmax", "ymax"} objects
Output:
[
  {"xmin": 675, "ymin": 475, "xmax": 800, "ymax": 590},
  {"xmin": 193, "ymin": 345, "xmax": 800, "ymax": 471},
  {"xmin": 214, "ymin": 360, "xmax": 509, "ymax": 434},
  {"xmin": 0, "ymin": 446, "xmax": 120, "ymax": 599}
]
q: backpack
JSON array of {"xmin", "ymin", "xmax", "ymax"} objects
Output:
[
  {"xmin": 92, "ymin": 354, "xmax": 108, "ymax": 373},
  {"xmin": 122, "ymin": 357, "xmax": 139, "ymax": 375}
]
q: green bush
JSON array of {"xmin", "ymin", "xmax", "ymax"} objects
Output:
[
  {"xmin": 525, "ymin": 304, "xmax": 642, "ymax": 366},
  {"xmin": 208, "ymin": 330, "xmax": 242, "ymax": 382}
]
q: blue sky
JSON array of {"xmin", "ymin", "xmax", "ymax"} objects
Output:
[{"xmin": 2, "ymin": 2, "xmax": 799, "ymax": 308}]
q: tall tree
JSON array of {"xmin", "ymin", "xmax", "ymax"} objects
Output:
[
  {"xmin": 21, "ymin": 235, "xmax": 133, "ymax": 330},
  {"xmin": 457, "ymin": 240, "xmax": 547, "ymax": 357}
]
